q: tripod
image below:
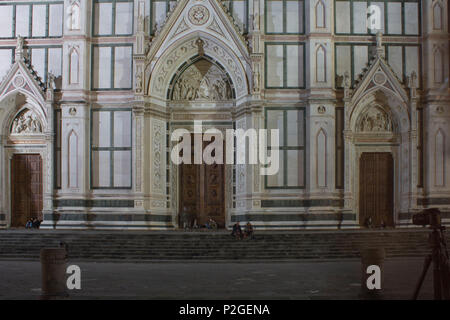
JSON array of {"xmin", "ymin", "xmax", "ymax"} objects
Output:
[{"xmin": 412, "ymin": 226, "xmax": 450, "ymax": 300}]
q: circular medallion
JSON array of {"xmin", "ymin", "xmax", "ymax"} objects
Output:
[
  {"xmin": 373, "ymin": 72, "xmax": 386, "ymax": 85},
  {"xmin": 318, "ymin": 105, "xmax": 326, "ymax": 114},
  {"xmin": 188, "ymin": 5, "xmax": 210, "ymax": 25},
  {"xmin": 13, "ymin": 76, "xmax": 25, "ymax": 88}
]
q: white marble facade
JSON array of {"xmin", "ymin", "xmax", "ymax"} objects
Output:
[{"xmin": 0, "ymin": 0, "xmax": 447, "ymax": 230}]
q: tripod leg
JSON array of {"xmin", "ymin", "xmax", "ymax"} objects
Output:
[
  {"xmin": 440, "ymin": 256, "xmax": 450, "ymax": 300},
  {"xmin": 412, "ymin": 255, "xmax": 432, "ymax": 300},
  {"xmin": 433, "ymin": 249, "xmax": 443, "ymax": 300}
]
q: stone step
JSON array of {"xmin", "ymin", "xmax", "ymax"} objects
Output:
[{"xmin": 0, "ymin": 229, "xmax": 442, "ymax": 261}]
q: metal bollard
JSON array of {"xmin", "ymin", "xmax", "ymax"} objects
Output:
[
  {"xmin": 360, "ymin": 247, "xmax": 385, "ymax": 298},
  {"xmin": 40, "ymin": 248, "xmax": 68, "ymax": 298}
]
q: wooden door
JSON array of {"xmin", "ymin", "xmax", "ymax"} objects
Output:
[
  {"xmin": 11, "ymin": 154, "xmax": 43, "ymax": 227},
  {"xmin": 199, "ymin": 162, "xmax": 225, "ymax": 227},
  {"xmin": 359, "ymin": 152, "xmax": 394, "ymax": 227},
  {"xmin": 179, "ymin": 134, "xmax": 225, "ymax": 228}
]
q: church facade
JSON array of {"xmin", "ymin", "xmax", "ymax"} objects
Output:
[{"xmin": 0, "ymin": 0, "xmax": 448, "ymax": 230}]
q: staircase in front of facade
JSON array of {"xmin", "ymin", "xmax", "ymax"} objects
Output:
[{"xmin": 0, "ymin": 229, "xmax": 444, "ymax": 261}]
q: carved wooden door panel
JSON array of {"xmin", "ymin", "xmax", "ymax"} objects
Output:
[
  {"xmin": 180, "ymin": 163, "xmax": 198, "ymax": 220},
  {"xmin": 199, "ymin": 162, "xmax": 225, "ymax": 227},
  {"xmin": 11, "ymin": 154, "xmax": 43, "ymax": 227},
  {"xmin": 359, "ymin": 152, "xmax": 394, "ymax": 227},
  {"xmin": 179, "ymin": 134, "xmax": 225, "ymax": 228}
]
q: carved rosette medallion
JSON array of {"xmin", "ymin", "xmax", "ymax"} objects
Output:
[
  {"xmin": 13, "ymin": 76, "xmax": 25, "ymax": 88},
  {"xmin": 188, "ymin": 5, "xmax": 210, "ymax": 25},
  {"xmin": 373, "ymin": 72, "xmax": 386, "ymax": 86}
]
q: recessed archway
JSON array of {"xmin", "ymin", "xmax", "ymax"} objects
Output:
[
  {"xmin": 146, "ymin": 33, "xmax": 250, "ymax": 103},
  {"xmin": 347, "ymin": 88, "xmax": 410, "ymax": 228},
  {"xmin": 167, "ymin": 55, "xmax": 236, "ymax": 101},
  {"xmin": 0, "ymin": 91, "xmax": 49, "ymax": 228},
  {"xmin": 167, "ymin": 56, "xmax": 235, "ymax": 229}
]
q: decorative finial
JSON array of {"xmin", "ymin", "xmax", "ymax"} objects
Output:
[
  {"xmin": 15, "ymin": 36, "xmax": 25, "ymax": 61},
  {"xmin": 376, "ymin": 31, "xmax": 382, "ymax": 48},
  {"xmin": 376, "ymin": 31, "xmax": 384, "ymax": 58}
]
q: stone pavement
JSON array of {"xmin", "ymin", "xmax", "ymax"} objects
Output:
[{"xmin": 0, "ymin": 258, "xmax": 435, "ymax": 300}]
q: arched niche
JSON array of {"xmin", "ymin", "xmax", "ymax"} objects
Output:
[
  {"xmin": 69, "ymin": 47, "xmax": 80, "ymax": 85},
  {"xmin": 69, "ymin": 1, "xmax": 81, "ymax": 30},
  {"xmin": 433, "ymin": 47, "xmax": 444, "ymax": 84},
  {"xmin": 356, "ymin": 105, "xmax": 395, "ymax": 133},
  {"xmin": 10, "ymin": 107, "xmax": 43, "ymax": 135},
  {"xmin": 350, "ymin": 88, "xmax": 410, "ymax": 134},
  {"xmin": 433, "ymin": 2, "xmax": 443, "ymax": 30},
  {"xmin": 315, "ymin": 45, "xmax": 326, "ymax": 82},
  {"xmin": 1, "ymin": 92, "xmax": 47, "ymax": 138},
  {"xmin": 146, "ymin": 34, "xmax": 250, "ymax": 102},
  {"xmin": 315, "ymin": 0, "xmax": 326, "ymax": 28},
  {"xmin": 167, "ymin": 56, "xmax": 235, "ymax": 101}
]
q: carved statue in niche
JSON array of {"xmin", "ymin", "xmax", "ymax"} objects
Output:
[
  {"xmin": 11, "ymin": 108, "xmax": 43, "ymax": 134},
  {"xmin": 358, "ymin": 106, "xmax": 393, "ymax": 132},
  {"xmin": 253, "ymin": 13, "xmax": 259, "ymax": 31},
  {"xmin": 343, "ymin": 71, "xmax": 351, "ymax": 88},
  {"xmin": 252, "ymin": 66, "xmax": 260, "ymax": 93},
  {"xmin": 47, "ymin": 72, "xmax": 56, "ymax": 91},
  {"xmin": 196, "ymin": 38, "xmax": 205, "ymax": 57},
  {"xmin": 172, "ymin": 60, "xmax": 233, "ymax": 101},
  {"xmin": 16, "ymin": 36, "xmax": 24, "ymax": 52},
  {"xmin": 135, "ymin": 66, "xmax": 143, "ymax": 93},
  {"xmin": 138, "ymin": 14, "xmax": 144, "ymax": 33}
]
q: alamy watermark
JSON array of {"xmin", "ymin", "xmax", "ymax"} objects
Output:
[
  {"xmin": 367, "ymin": 5, "xmax": 382, "ymax": 31},
  {"xmin": 171, "ymin": 121, "xmax": 280, "ymax": 175}
]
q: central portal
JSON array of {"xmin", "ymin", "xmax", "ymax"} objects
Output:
[
  {"xmin": 170, "ymin": 57, "xmax": 234, "ymax": 229},
  {"xmin": 179, "ymin": 134, "xmax": 225, "ymax": 228}
]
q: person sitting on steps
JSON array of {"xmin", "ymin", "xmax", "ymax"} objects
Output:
[
  {"xmin": 25, "ymin": 219, "xmax": 33, "ymax": 229},
  {"xmin": 205, "ymin": 217, "xmax": 218, "ymax": 230},
  {"xmin": 364, "ymin": 216, "xmax": 373, "ymax": 229},
  {"xmin": 231, "ymin": 221, "xmax": 243, "ymax": 240},
  {"xmin": 31, "ymin": 217, "xmax": 41, "ymax": 229},
  {"xmin": 244, "ymin": 221, "xmax": 254, "ymax": 240}
]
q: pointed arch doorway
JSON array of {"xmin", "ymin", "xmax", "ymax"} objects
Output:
[
  {"xmin": 170, "ymin": 57, "xmax": 234, "ymax": 229},
  {"xmin": 4, "ymin": 95, "xmax": 47, "ymax": 228}
]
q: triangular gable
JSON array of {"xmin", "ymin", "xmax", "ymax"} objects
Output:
[
  {"xmin": 0, "ymin": 42, "xmax": 47, "ymax": 107},
  {"xmin": 350, "ymin": 35, "xmax": 409, "ymax": 106},
  {"xmin": 146, "ymin": 0, "xmax": 250, "ymax": 65}
]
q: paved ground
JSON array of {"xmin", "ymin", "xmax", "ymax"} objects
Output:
[{"xmin": 0, "ymin": 258, "xmax": 435, "ymax": 300}]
